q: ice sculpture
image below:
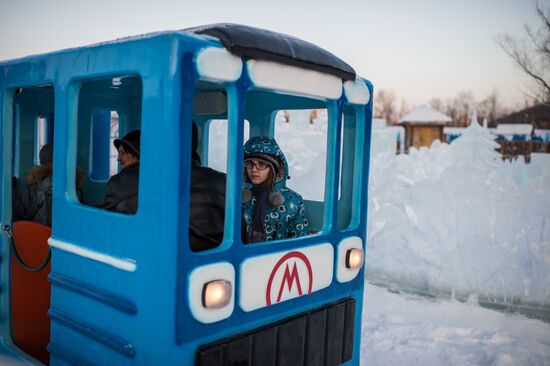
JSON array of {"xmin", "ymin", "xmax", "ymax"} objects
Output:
[{"xmin": 366, "ymin": 112, "xmax": 550, "ymax": 314}]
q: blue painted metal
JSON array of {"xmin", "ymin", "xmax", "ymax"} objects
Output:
[
  {"xmin": 49, "ymin": 308, "xmax": 135, "ymax": 358},
  {"xmin": 47, "ymin": 343, "xmax": 95, "ymax": 366},
  {"xmin": 48, "ymin": 272, "xmax": 137, "ymax": 315},
  {"xmin": 0, "ymin": 29, "xmax": 374, "ymax": 365}
]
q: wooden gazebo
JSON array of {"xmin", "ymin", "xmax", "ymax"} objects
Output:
[{"xmin": 399, "ymin": 105, "xmax": 452, "ymax": 152}]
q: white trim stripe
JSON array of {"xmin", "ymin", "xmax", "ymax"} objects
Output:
[{"xmin": 48, "ymin": 238, "xmax": 137, "ymax": 272}]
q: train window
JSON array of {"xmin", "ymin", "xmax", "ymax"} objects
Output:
[
  {"xmin": 89, "ymin": 110, "xmax": 120, "ymax": 181},
  {"xmin": 76, "ymin": 75, "xmax": 142, "ymax": 213},
  {"xmin": 33, "ymin": 115, "xmax": 48, "ymax": 165},
  {"xmin": 243, "ymin": 89, "xmax": 327, "ymax": 242},
  {"xmin": 12, "ymin": 105, "xmax": 20, "ymax": 178},
  {"xmin": 207, "ymin": 119, "xmax": 250, "ymax": 173},
  {"xmin": 12, "ymin": 85, "xmax": 54, "ymax": 184},
  {"xmin": 188, "ymin": 81, "xmax": 231, "ymax": 251},
  {"xmin": 275, "ymin": 109, "xmax": 328, "ymax": 202},
  {"xmin": 337, "ymin": 106, "xmax": 358, "ymax": 229},
  {"xmin": 109, "ymin": 111, "xmax": 120, "ymax": 177}
]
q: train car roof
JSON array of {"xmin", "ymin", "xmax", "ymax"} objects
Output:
[
  {"xmin": 1, "ymin": 24, "xmax": 356, "ymax": 83},
  {"xmin": 184, "ymin": 23, "xmax": 356, "ymax": 81}
]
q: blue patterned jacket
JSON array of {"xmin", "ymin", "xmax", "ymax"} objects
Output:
[{"xmin": 243, "ymin": 136, "xmax": 311, "ymax": 242}]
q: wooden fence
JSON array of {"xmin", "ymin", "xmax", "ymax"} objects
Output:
[{"xmin": 497, "ymin": 141, "xmax": 550, "ymax": 163}]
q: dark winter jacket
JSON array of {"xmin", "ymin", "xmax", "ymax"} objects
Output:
[
  {"xmin": 13, "ymin": 165, "xmax": 53, "ymax": 226},
  {"xmin": 100, "ymin": 163, "xmax": 139, "ymax": 214},
  {"xmin": 13, "ymin": 164, "xmax": 84, "ymax": 227},
  {"xmin": 189, "ymin": 160, "xmax": 227, "ymax": 251},
  {"xmin": 243, "ymin": 136, "xmax": 311, "ymax": 243}
]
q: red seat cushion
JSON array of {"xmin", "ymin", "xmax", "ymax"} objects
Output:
[{"xmin": 10, "ymin": 221, "xmax": 51, "ymax": 365}]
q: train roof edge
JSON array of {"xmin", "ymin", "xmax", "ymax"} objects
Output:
[
  {"xmin": 1, "ymin": 24, "xmax": 357, "ymax": 82},
  {"xmin": 184, "ymin": 23, "xmax": 356, "ymax": 81}
]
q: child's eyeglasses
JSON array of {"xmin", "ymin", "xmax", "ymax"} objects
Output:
[{"xmin": 245, "ymin": 160, "xmax": 269, "ymax": 171}]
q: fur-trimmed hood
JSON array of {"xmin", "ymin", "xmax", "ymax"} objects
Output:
[
  {"xmin": 243, "ymin": 136, "xmax": 289, "ymax": 190},
  {"xmin": 242, "ymin": 136, "xmax": 310, "ymax": 242},
  {"xmin": 26, "ymin": 164, "xmax": 84, "ymax": 190},
  {"xmin": 243, "ymin": 136, "xmax": 289, "ymax": 207},
  {"xmin": 26, "ymin": 164, "xmax": 53, "ymax": 186}
]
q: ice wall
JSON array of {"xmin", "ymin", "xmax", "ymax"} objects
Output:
[{"xmin": 367, "ymin": 115, "xmax": 550, "ymax": 306}]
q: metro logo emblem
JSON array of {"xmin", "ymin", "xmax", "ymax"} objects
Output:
[
  {"xmin": 266, "ymin": 251, "xmax": 313, "ymax": 306},
  {"xmin": 240, "ymin": 243, "xmax": 334, "ymax": 312}
]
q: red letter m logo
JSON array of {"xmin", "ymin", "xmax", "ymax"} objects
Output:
[
  {"xmin": 266, "ymin": 251, "xmax": 313, "ymax": 306},
  {"xmin": 276, "ymin": 262, "xmax": 303, "ymax": 302}
]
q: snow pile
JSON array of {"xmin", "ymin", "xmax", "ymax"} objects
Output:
[
  {"xmin": 367, "ymin": 114, "xmax": 550, "ymax": 307},
  {"xmin": 361, "ymin": 282, "xmax": 550, "ymax": 366}
]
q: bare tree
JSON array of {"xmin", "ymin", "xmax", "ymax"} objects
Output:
[
  {"xmin": 454, "ymin": 90, "xmax": 476, "ymax": 126},
  {"xmin": 428, "ymin": 98, "xmax": 444, "ymax": 112},
  {"xmin": 497, "ymin": 1, "xmax": 550, "ymax": 105},
  {"xmin": 374, "ymin": 89, "xmax": 399, "ymax": 124},
  {"xmin": 398, "ymin": 99, "xmax": 409, "ymax": 122},
  {"xmin": 477, "ymin": 89, "xmax": 501, "ymax": 123}
]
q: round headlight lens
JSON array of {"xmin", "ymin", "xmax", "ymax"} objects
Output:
[
  {"xmin": 345, "ymin": 248, "xmax": 364, "ymax": 270},
  {"xmin": 202, "ymin": 280, "xmax": 232, "ymax": 309}
]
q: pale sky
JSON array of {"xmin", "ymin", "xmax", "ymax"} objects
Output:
[{"xmin": 0, "ymin": 0, "xmax": 543, "ymax": 107}]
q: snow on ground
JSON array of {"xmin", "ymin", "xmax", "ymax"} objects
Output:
[{"xmin": 361, "ymin": 282, "xmax": 550, "ymax": 366}]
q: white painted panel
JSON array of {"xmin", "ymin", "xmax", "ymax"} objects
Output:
[
  {"xmin": 196, "ymin": 47, "xmax": 243, "ymax": 82},
  {"xmin": 247, "ymin": 60, "xmax": 343, "ymax": 100},
  {"xmin": 188, "ymin": 262, "xmax": 235, "ymax": 324},
  {"xmin": 343, "ymin": 78, "xmax": 370, "ymax": 105},
  {"xmin": 240, "ymin": 243, "xmax": 334, "ymax": 312},
  {"xmin": 336, "ymin": 236, "xmax": 363, "ymax": 283}
]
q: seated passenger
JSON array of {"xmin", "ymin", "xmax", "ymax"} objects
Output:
[
  {"xmin": 189, "ymin": 123, "xmax": 226, "ymax": 251},
  {"xmin": 242, "ymin": 136, "xmax": 310, "ymax": 243},
  {"xmin": 13, "ymin": 143, "xmax": 83, "ymax": 226},
  {"xmin": 100, "ymin": 130, "xmax": 140, "ymax": 214}
]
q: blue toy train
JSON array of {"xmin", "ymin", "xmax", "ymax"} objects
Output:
[{"xmin": 0, "ymin": 24, "xmax": 373, "ymax": 365}]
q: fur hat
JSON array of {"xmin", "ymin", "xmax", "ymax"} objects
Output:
[{"xmin": 39, "ymin": 143, "xmax": 53, "ymax": 165}]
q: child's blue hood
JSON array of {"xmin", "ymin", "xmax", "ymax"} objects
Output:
[{"xmin": 243, "ymin": 136, "xmax": 289, "ymax": 191}]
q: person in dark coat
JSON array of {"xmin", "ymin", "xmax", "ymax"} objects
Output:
[
  {"xmin": 242, "ymin": 136, "xmax": 311, "ymax": 243},
  {"xmin": 100, "ymin": 130, "xmax": 140, "ymax": 214},
  {"xmin": 189, "ymin": 123, "xmax": 227, "ymax": 251},
  {"xmin": 13, "ymin": 144, "xmax": 54, "ymax": 226},
  {"xmin": 13, "ymin": 143, "xmax": 84, "ymax": 227}
]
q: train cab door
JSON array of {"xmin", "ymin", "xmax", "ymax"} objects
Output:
[
  {"xmin": 5, "ymin": 85, "xmax": 55, "ymax": 364},
  {"xmin": 23, "ymin": 40, "xmax": 182, "ymax": 366}
]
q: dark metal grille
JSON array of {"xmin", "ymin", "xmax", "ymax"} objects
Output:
[{"xmin": 196, "ymin": 298, "xmax": 356, "ymax": 366}]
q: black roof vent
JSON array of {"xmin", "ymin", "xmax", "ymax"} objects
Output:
[{"xmin": 185, "ymin": 23, "xmax": 356, "ymax": 81}]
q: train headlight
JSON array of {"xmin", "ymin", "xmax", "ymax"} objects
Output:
[
  {"xmin": 345, "ymin": 248, "xmax": 364, "ymax": 270},
  {"xmin": 336, "ymin": 237, "xmax": 364, "ymax": 283},
  {"xmin": 189, "ymin": 262, "xmax": 235, "ymax": 324},
  {"xmin": 202, "ymin": 280, "xmax": 232, "ymax": 309}
]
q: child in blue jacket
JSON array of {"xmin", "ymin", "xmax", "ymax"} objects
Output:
[{"xmin": 242, "ymin": 136, "xmax": 311, "ymax": 243}]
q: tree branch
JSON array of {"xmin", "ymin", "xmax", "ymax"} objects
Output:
[
  {"xmin": 497, "ymin": 6, "xmax": 550, "ymax": 104},
  {"xmin": 536, "ymin": 1, "xmax": 550, "ymax": 33}
]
